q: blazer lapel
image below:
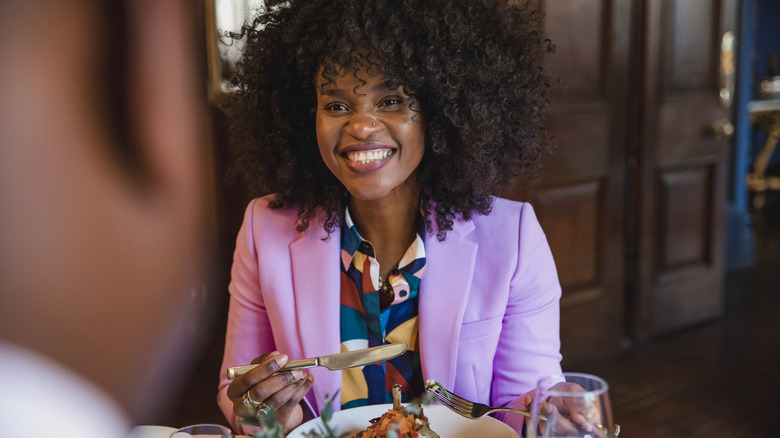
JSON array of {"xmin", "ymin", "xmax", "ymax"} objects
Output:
[
  {"xmin": 290, "ymin": 225, "xmax": 343, "ymax": 410},
  {"xmin": 418, "ymin": 218, "xmax": 477, "ymax": 390}
]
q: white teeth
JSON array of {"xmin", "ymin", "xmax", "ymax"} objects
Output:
[{"xmin": 346, "ymin": 149, "xmax": 392, "ymax": 164}]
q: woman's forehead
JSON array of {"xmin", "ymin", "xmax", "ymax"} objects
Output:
[{"xmin": 315, "ymin": 64, "xmax": 403, "ymax": 94}]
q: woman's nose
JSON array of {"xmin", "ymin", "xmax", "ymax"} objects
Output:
[{"xmin": 346, "ymin": 113, "xmax": 383, "ymax": 138}]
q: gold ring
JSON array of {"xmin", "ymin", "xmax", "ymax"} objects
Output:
[
  {"xmin": 242, "ymin": 391, "xmax": 261, "ymax": 409},
  {"xmin": 255, "ymin": 401, "xmax": 271, "ymax": 421}
]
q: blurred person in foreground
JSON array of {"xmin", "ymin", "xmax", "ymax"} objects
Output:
[{"xmin": 0, "ymin": 0, "xmax": 214, "ymax": 437}]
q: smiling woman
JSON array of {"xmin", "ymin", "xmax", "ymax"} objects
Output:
[
  {"xmin": 223, "ymin": 0, "xmax": 553, "ymax": 238},
  {"xmin": 315, "ymin": 67, "xmax": 425, "ymax": 205},
  {"xmin": 216, "ymin": 1, "xmax": 562, "ymax": 436}
]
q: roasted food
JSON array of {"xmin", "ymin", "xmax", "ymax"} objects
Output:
[{"xmin": 351, "ymin": 385, "xmax": 439, "ymax": 438}]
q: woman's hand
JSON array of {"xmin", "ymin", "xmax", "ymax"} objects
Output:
[
  {"xmin": 227, "ymin": 351, "xmax": 315, "ymax": 432},
  {"xmin": 542, "ymin": 382, "xmax": 606, "ymax": 437}
]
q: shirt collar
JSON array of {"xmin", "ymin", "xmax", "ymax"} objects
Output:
[
  {"xmin": 340, "ymin": 206, "xmax": 364, "ymax": 271},
  {"xmin": 340, "ymin": 206, "xmax": 427, "ymax": 273}
]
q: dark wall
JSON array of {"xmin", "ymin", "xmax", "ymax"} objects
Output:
[
  {"xmin": 755, "ymin": 0, "xmax": 780, "ymax": 78},
  {"xmin": 751, "ymin": 0, "xmax": 780, "ymax": 167}
]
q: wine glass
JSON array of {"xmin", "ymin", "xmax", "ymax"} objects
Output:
[
  {"xmin": 527, "ymin": 372, "xmax": 619, "ymax": 438},
  {"xmin": 169, "ymin": 423, "xmax": 233, "ymax": 437}
]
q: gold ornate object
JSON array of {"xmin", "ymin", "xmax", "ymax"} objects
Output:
[{"xmin": 746, "ymin": 100, "xmax": 780, "ymax": 208}]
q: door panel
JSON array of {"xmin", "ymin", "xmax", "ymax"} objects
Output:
[
  {"xmin": 657, "ymin": 167, "xmax": 713, "ymax": 274},
  {"xmin": 543, "ymin": 0, "xmax": 610, "ymax": 105},
  {"xmin": 506, "ymin": 0, "xmax": 736, "ymax": 357},
  {"xmin": 535, "ymin": 181, "xmax": 603, "ymax": 297},
  {"xmin": 661, "ymin": 1, "xmax": 719, "ymax": 96},
  {"xmin": 632, "ymin": 0, "xmax": 735, "ymax": 339},
  {"xmin": 507, "ymin": 0, "xmax": 631, "ymax": 361}
]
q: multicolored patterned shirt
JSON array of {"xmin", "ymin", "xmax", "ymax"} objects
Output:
[{"xmin": 339, "ymin": 207, "xmax": 427, "ymax": 409}]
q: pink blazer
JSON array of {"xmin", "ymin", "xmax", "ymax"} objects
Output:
[{"xmin": 218, "ymin": 195, "xmax": 562, "ymax": 434}]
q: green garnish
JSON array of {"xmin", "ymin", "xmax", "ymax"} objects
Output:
[
  {"xmin": 424, "ymin": 379, "xmax": 451, "ymax": 400},
  {"xmin": 303, "ymin": 393, "xmax": 350, "ymax": 438},
  {"xmin": 248, "ymin": 393, "xmax": 349, "ymax": 438},
  {"xmin": 244, "ymin": 404, "xmax": 285, "ymax": 438}
]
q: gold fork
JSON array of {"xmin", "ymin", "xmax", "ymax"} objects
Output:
[
  {"xmin": 426, "ymin": 383, "xmax": 545, "ymax": 420},
  {"xmin": 427, "ymin": 384, "xmax": 621, "ymax": 436}
]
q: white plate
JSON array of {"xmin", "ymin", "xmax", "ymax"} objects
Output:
[
  {"xmin": 288, "ymin": 403, "xmax": 520, "ymax": 437},
  {"xmin": 129, "ymin": 425, "xmax": 245, "ymax": 438},
  {"xmin": 129, "ymin": 425, "xmax": 179, "ymax": 438}
]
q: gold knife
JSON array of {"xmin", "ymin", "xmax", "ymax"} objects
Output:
[{"xmin": 227, "ymin": 342, "xmax": 408, "ymax": 379}]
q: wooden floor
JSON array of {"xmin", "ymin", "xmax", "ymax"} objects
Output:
[
  {"xmin": 568, "ymin": 197, "xmax": 780, "ymax": 438},
  {"xmin": 163, "ymin": 195, "xmax": 780, "ymax": 437}
]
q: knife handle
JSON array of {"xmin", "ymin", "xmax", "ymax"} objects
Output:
[
  {"xmin": 226, "ymin": 358, "xmax": 318, "ymax": 379},
  {"xmin": 283, "ymin": 358, "xmax": 318, "ymax": 370}
]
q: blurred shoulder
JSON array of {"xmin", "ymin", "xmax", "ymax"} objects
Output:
[{"xmin": 0, "ymin": 341, "xmax": 130, "ymax": 438}]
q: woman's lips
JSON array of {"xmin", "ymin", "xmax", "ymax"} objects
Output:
[
  {"xmin": 340, "ymin": 146, "xmax": 396, "ymax": 174},
  {"xmin": 344, "ymin": 149, "xmax": 393, "ymax": 163}
]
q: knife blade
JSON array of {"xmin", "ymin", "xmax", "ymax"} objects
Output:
[{"xmin": 227, "ymin": 342, "xmax": 408, "ymax": 379}]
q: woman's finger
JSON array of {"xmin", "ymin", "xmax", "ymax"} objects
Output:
[
  {"xmin": 250, "ymin": 352, "xmax": 274, "ymax": 365},
  {"xmin": 226, "ymin": 352, "xmax": 287, "ymax": 399},
  {"xmin": 565, "ymin": 397, "xmax": 599, "ymax": 432},
  {"xmin": 547, "ymin": 405, "xmax": 580, "ymax": 435},
  {"xmin": 271, "ymin": 374, "xmax": 315, "ymax": 432},
  {"xmin": 248, "ymin": 368, "xmax": 307, "ymax": 404},
  {"xmin": 264, "ymin": 371, "xmax": 310, "ymax": 409},
  {"xmin": 232, "ymin": 367, "xmax": 308, "ymax": 422},
  {"xmin": 232, "ymin": 392, "xmax": 261, "ymax": 419}
]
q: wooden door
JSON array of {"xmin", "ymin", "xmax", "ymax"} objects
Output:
[
  {"xmin": 508, "ymin": 0, "xmax": 737, "ymax": 358},
  {"xmin": 631, "ymin": 0, "xmax": 736, "ymax": 340},
  {"xmin": 506, "ymin": 0, "xmax": 633, "ymax": 362}
]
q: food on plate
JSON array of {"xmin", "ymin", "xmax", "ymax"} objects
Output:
[{"xmin": 351, "ymin": 385, "xmax": 439, "ymax": 438}]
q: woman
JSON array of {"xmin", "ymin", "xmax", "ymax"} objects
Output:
[{"xmin": 217, "ymin": 0, "xmax": 561, "ymax": 434}]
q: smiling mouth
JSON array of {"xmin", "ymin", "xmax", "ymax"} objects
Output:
[{"xmin": 342, "ymin": 149, "xmax": 395, "ymax": 164}]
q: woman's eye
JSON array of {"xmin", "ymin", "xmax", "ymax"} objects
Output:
[
  {"xmin": 380, "ymin": 97, "xmax": 403, "ymax": 108},
  {"xmin": 324, "ymin": 103, "xmax": 348, "ymax": 112}
]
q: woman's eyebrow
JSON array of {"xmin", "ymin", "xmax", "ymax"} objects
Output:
[
  {"xmin": 319, "ymin": 88, "xmax": 348, "ymax": 97},
  {"xmin": 319, "ymin": 81, "xmax": 397, "ymax": 96}
]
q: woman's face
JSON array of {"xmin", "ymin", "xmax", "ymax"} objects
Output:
[{"xmin": 315, "ymin": 66, "xmax": 425, "ymax": 204}]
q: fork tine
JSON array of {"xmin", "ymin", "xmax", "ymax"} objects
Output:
[
  {"xmin": 430, "ymin": 391, "xmax": 453, "ymax": 408},
  {"xmin": 442, "ymin": 396, "xmax": 471, "ymax": 410},
  {"xmin": 433, "ymin": 393, "xmax": 458, "ymax": 409},
  {"xmin": 429, "ymin": 387, "xmax": 455, "ymax": 406},
  {"xmin": 441, "ymin": 390, "xmax": 471, "ymax": 405},
  {"xmin": 428, "ymin": 387, "xmax": 473, "ymax": 418},
  {"xmin": 429, "ymin": 388, "xmax": 465, "ymax": 411},
  {"xmin": 427, "ymin": 384, "xmax": 538, "ymax": 421},
  {"xmin": 435, "ymin": 396, "xmax": 472, "ymax": 418},
  {"xmin": 429, "ymin": 386, "xmax": 471, "ymax": 409}
]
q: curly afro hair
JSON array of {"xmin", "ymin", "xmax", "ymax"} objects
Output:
[{"xmin": 225, "ymin": 0, "xmax": 553, "ymax": 239}]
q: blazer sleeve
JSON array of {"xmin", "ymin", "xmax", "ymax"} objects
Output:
[
  {"xmin": 491, "ymin": 203, "xmax": 563, "ymax": 431},
  {"xmin": 217, "ymin": 199, "xmax": 278, "ymax": 432}
]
